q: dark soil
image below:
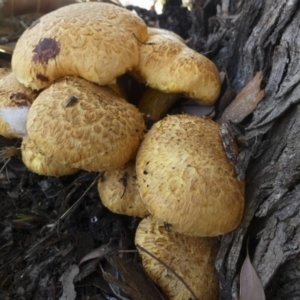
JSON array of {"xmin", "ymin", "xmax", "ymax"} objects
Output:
[{"xmin": 0, "ymin": 142, "xmax": 164, "ymax": 299}]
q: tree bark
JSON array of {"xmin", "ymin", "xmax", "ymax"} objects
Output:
[{"xmin": 190, "ymin": 0, "xmax": 300, "ymax": 299}]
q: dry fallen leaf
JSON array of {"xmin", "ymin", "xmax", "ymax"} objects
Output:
[
  {"xmin": 78, "ymin": 239, "xmax": 119, "ymax": 266},
  {"xmin": 219, "ymin": 71, "xmax": 265, "ymax": 123},
  {"xmin": 103, "ymin": 254, "xmax": 168, "ymax": 300},
  {"xmin": 239, "ymin": 245, "xmax": 266, "ymax": 300}
]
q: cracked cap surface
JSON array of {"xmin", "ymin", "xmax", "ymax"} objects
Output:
[
  {"xmin": 136, "ymin": 114, "xmax": 245, "ymax": 236},
  {"xmin": 27, "ymin": 76, "xmax": 146, "ymax": 172},
  {"xmin": 12, "ymin": 2, "xmax": 148, "ymax": 90}
]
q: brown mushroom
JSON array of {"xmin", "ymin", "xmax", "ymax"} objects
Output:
[
  {"xmin": 97, "ymin": 160, "xmax": 148, "ymax": 218},
  {"xmin": 136, "ymin": 114, "xmax": 244, "ymax": 236},
  {"xmin": 12, "ymin": 2, "xmax": 148, "ymax": 90},
  {"xmin": 135, "ymin": 216, "xmax": 219, "ymax": 300},
  {"xmin": 132, "ymin": 27, "xmax": 221, "ymax": 121},
  {"xmin": 26, "ymin": 76, "xmax": 146, "ymax": 172},
  {"xmin": 21, "ymin": 136, "xmax": 78, "ymax": 177},
  {"xmin": 0, "ymin": 72, "xmax": 38, "ymax": 138}
]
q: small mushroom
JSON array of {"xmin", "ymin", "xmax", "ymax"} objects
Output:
[
  {"xmin": 132, "ymin": 27, "xmax": 221, "ymax": 121},
  {"xmin": 97, "ymin": 160, "xmax": 148, "ymax": 218},
  {"xmin": 136, "ymin": 114, "xmax": 244, "ymax": 236},
  {"xmin": 135, "ymin": 216, "xmax": 219, "ymax": 300},
  {"xmin": 0, "ymin": 72, "xmax": 38, "ymax": 138},
  {"xmin": 12, "ymin": 2, "xmax": 148, "ymax": 90},
  {"xmin": 21, "ymin": 136, "xmax": 78, "ymax": 177},
  {"xmin": 27, "ymin": 76, "xmax": 146, "ymax": 172}
]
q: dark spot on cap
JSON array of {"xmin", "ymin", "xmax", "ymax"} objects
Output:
[
  {"xmin": 66, "ymin": 95, "xmax": 78, "ymax": 107},
  {"xmin": 32, "ymin": 38, "xmax": 60, "ymax": 64},
  {"xmin": 36, "ymin": 73, "xmax": 49, "ymax": 82},
  {"xmin": 10, "ymin": 93, "xmax": 32, "ymax": 106},
  {"xmin": 10, "ymin": 92, "xmax": 31, "ymax": 101}
]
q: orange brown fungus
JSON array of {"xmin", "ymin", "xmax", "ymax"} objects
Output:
[
  {"xmin": 12, "ymin": 2, "xmax": 148, "ymax": 90},
  {"xmin": 32, "ymin": 38, "xmax": 60, "ymax": 64}
]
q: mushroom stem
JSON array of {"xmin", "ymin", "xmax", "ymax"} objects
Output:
[
  {"xmin": 138, "ymin": 87, "xmax": 181, "ymax": 121},
  {"xmin": 108, "ymin": 82, "xmax": 127, "ymax": 100}
]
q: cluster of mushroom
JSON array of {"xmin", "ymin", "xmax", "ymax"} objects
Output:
[
  {"xmin": 0, "ymin": 2, "xmax": 245, "ymax": 299},
  {"xmin": 99, "ymin": 115, "xmax": 245, "ymax": 299}
]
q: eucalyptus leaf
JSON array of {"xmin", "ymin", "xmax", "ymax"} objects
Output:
[{"xmin": 239, "ymin": 246, "xmax": 266, "ymax": 300}]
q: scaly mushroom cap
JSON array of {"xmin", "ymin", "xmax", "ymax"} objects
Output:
[
  {"xmin": 12, "ymin": 2, "xmax": 148, "ymax": 90},
  {"xmin": 27, "ymin": 76, "xmax": 146, "ymax": 172},
  {"xmin": 0, "ymin": 72, "xmax": 38, "ymax": 138},
  {"xmin": 131, "ymin": 29, "xmax": 221, "ymax": 105},
  {"xmin": 147, "ymin": 27, "xmax": 186, "ymax": 44},
  {"xmin": 135, "ymin": 216, "xmax": 219, "ymax": 300},
  {"xmin": 21, "ymin": 136, "xmax": 78, "ymax": 177},
  {"xmin": 98, "ymin": 160, "xmax": 148, "ymax": 218},
  {"xmin": 136, "ymin": 114, "xmax": 245, "ymax": 236}
]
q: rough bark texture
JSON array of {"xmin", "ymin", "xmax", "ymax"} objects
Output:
[{"xmin": 190, "ymin": 0, "xmax": 300, "ymax": 299}]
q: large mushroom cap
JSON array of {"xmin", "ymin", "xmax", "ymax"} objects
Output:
[
  {"xmin": 21, "ymin": 136, "xmax": 78, "ymax": 177},
  {"xmin": 0, "ymin": 72, "xmax": 38, "ymax": 138},
  {"xmin": 135, "ymin": 216, "xmax": 219, "ymax": 300},
  {"xmin": 131, "ymin": 29, "xmax": 221, "ymax": 105},
  {"xmin": 98, "ymin": 160, "xmax": 148, "ymax": 218},
  {"xmin": 27, "ymin": 76, "xmax": 146, "ymax": 172},
  {"xmin": 12, "ymin": 2, "xmax": 148, "ymax": 90},
  {"xmin": 136, "ymin": 114, "xmax": 245, "ymax": 236}
]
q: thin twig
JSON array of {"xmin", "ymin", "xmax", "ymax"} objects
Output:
[
  {"xmin": 0, "ymin": 158, "xmax": 10, "ymax": 173},
  {"xmin": 60, "ymin": 172, "xmax": 104, "ymax": 221},
  {"xmin": 135, "ymin": 244, "xmax": 198, "ymax": 300}
]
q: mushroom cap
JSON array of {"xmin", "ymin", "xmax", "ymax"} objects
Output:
[
  {"xmin": 135, "ymin": 216, "xmax": 219, "ymax": 300},
  {"xmin": 0, "ymin": 72, "xmax": 38, "ymax": 138},
  {"xmin": 147, "ymin": 27, "xmax": 186, "ymax": 44},
  {"xmin": 21, "ymin": 136, "xmax": 78, "ymax": 177},
  {"xmin": 27, "ymin": 76, "xmax": 146, "ymax": 172},
  {"xmin": 136, "ymin": 114, "xmax": 245, "ymax": 236},
  {"xmin": 98, "ymin": 160, "xmax": 149, "ymax": 218},
  {"xmin": 12, "ymin": 2, "xmax": 148, "ymax": 90},
  {"xmin": 131, "ymin": 30, "xmax": 221, "ymax": 105}
]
